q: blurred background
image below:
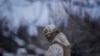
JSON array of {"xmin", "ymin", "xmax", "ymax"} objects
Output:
[{"xmin": 0, "ymin": 0, "xmax": 100, "ymax": 56}]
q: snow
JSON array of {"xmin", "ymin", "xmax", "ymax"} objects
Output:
[
  {"xmin": 35, "ymin": 3, "xmax": 51, "ymax": 27},
  {"xmin": 13, "ymin": 36, "xmax": 26, "ymax": 46},
  {"xmin": 17, "ymin": 48, "xmax": 27, "ymax": 54},
  {"xmin": 0, "ymin": 0, "xmax": 100, "ymax": 37},
  {"xmin": 27, "ymin": 25, "xmax": 38, "ymax": 36},
  {"xmin": 0, "ymin": 1, "xmax": 47, "ymax": 36},
  {"xmin": 3, "ymin": 52, "xmax": 15, "ymax": 56},
  {"xmin": 91, "ymin": 7, "xmax": 100, "ymax": 19}
]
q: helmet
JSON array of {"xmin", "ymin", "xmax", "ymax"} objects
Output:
[{"xmin": 43, "ymin": 24, "xmax": 58, "ymax": 34}]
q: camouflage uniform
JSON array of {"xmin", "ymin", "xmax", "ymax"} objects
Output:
[{"xmin": 44, "ymin": 25, "xmax": 71, "ymax": 56}]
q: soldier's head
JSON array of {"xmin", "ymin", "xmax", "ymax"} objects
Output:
[{"xmin": 43, "ymin": 24, "xmax": 59, "ymax": 42}]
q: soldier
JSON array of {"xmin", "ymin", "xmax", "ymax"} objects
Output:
[{"xmin": 43, "ymin": 24, "xmax": 71, "ymax": 56}]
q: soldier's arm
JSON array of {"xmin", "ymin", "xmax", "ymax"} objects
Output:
[{"xmin": 45, "ymin": 44, "xmax": 64, "ymax": 56}]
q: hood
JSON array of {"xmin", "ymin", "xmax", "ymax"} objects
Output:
[{"xmin": 52, "ymin": 32, "xmax": 70, "ymax": 47}]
